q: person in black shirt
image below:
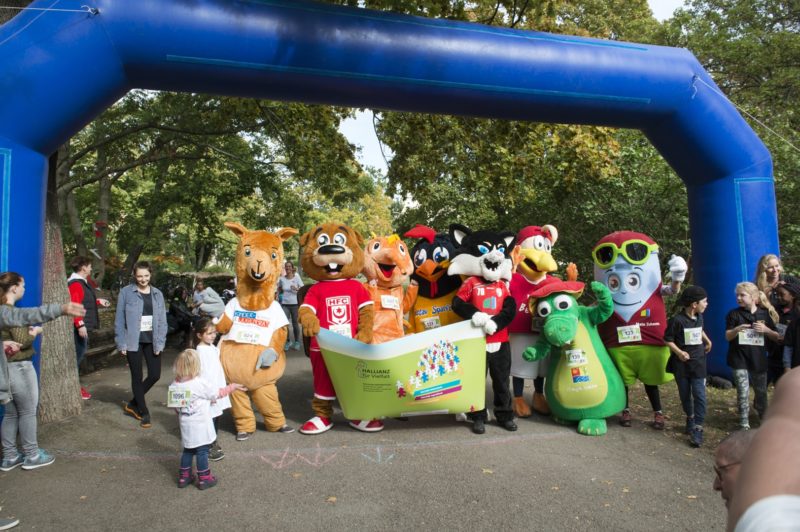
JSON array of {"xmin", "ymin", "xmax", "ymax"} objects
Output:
[
  {"xmin": 725, "ymin": 282, "xmax": 780, "ymax": 431},
  {"xmin": 665, "ymin": 285, "xmax": 712, "ymax": 447},
  {"xmin": 767, "ymin": 276, "xmax": 800, "ymax": 385}
]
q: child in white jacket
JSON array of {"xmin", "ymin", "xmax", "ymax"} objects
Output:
[{"xmin": 170, "ymin": 349, "xmax": 244, "ymax": 490}]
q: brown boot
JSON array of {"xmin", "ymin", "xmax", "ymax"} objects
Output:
[
  {"xmin": 513, "ymin": 396, "xmax": 532, "ymax": 418},
  {"xmin": 532, "ymin": 392, "xmax": 551, "ymax": 416}
]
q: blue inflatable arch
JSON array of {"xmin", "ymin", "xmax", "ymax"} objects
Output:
[{"xmin": 0, "ymin": 0, "xmax": 778, "ymax": 376}]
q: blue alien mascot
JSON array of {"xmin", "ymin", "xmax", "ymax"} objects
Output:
[{"xmin": 592, "ymin": 231, "xmax": 686, "ymax": 429}]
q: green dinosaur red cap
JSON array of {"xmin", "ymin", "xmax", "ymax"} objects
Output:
[{"xmin": 529, "ymin": 279, "xmax": 584, "ymax": 300}]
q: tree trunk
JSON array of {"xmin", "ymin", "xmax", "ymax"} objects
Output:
[
  {"xmin": 94, "ymin": 171, "xmax": 112, "ymax": 286},
  {"xmin": 39, "ymin": 152, "xmax": 82, "ymax": 423}
]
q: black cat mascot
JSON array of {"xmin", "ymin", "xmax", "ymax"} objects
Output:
[{"xmin": 448, "ymin": 223, "xmax": 517, "ymax": 435}]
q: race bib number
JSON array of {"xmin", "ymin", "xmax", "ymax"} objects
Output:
[
  {"xmin": 421, "ymin": 316, "xmax": 441, "ymax": 330},
  {"xmin": 381, "ymin": 295, "xmax": 400, "ymax": 310},
  {"xmin": 234, "ymin": 329, "xmax": 262, "ymax": 345},
  {"xmin": 140, "ymin": 315, "xmax": 153, "ymax": 332},
  {"xmin": 739, "ymin": 329, "xmax": 764, "ymax": 346},
  {"xmin": 617, "ymin": 324, "xmax": 641, "ymax": 343},
  {"xmin": 683, "ymin": 327, "xmax": 703, "ymax": 346},
  {"xmin": 167, "ymin": 385, "xmax": 191, "ymax": 408},
  {"xmin": 329, "ymin": 323, "xmax": 353, "ymax": 338},
  {"xmin": 565, "ymin": 349, "xmax": 587, "ymax": 367}
]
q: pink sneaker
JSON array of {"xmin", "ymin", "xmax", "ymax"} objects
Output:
[{"xmin": 80, "ymin": 387, "xmax": 92, "ymax": 400}]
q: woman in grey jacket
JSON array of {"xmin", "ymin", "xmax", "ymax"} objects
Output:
[
  {"xmin": 114, "ymin": 261, "xmax": 167, "ymax": 428},
  {"xmin": 0, "ymin": 296, "xmax": 84, "ymax": 530}
]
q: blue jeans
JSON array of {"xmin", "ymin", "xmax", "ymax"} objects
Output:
[
  {"xmin": 180, "ymin": 444, "xmax": 210, "ymax": 471},
  {"xmin": 74, "ymin": 329, "xmax": 88, "ymax": 369},
  {"xmin": 674, "ymin": 376, "xmax": 706, "ymax": 427}
]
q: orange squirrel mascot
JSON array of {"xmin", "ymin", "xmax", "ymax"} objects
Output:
[{"xmin": 362, "ymin": 234, "xmax": 417, "ymax": 344}]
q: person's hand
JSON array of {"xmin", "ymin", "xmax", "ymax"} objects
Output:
[
  {"xmin": 120, "ymin": 349, "xmax": 127, "ymax": 357},
  {"xmin": 154, "ymin": 351, "xmax": 161, "ymax": 357},
  {"xmin": 483, "ymin": 318, "xmax": 498, "ymax": 336},
  {"xmin": 78, "ymin": 325, "xmax": 88, "ymax": 339},
  {"xmin": 232, "ymin": 383, "xmax": 247, "ymax": 392},
  {"xmin": 3, "ymin": 341, "xmax": 21, "ymax": 357},
  {"xmin": 677, "ymin": 350, "xmax": 690, "ymax": 362},
  {"xmin": 753, "ymin": 322, "xmax": 769, "ymax": 333},
  {"xmin": 61, "ymin": 302, "xmax": 85, "ymax": 317},
  {"xmin": 704, "ymin": 340, "xmax": 712, "ymax": 353},
  {"xmin": 28, "ymin": 326, "xmax": 43, "ymax": 337},
  {"xmin": 98, "ymin": 298, "xmax": 111, "ymax": 308}
]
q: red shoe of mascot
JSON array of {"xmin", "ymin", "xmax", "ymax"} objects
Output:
[
  {"xmin": 297, "ymin": 223, "xmax": 377, "ymax": 435},
  {"xmin": 215, "ymin": 222, "xmax": 298, "ymax": 440}
]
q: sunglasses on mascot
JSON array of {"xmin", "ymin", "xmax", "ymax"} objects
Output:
[{"xmin": 592, "ymin": 240, "xmax": 659, "ymax": 268}]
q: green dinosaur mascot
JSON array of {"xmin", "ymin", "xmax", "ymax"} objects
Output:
[{"xmin": 522, "ymin": 279, "xmax": 625, "ymax": 436}]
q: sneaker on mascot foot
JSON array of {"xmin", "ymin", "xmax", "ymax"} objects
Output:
[{"xmin": 80, "ymin": 387, "xmax": 91, "ymax": 400}]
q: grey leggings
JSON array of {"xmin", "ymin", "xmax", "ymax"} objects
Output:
[
  {"xmin": 732, "ymin": 369, "xmax": 767, "ymax": 424},
  {"xmin": 1, "ymin": 360, "xmax": 40, "ymax": 458}
]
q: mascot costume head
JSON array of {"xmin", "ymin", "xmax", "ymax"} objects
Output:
[
  {"xmin": 403, "ymin": 225, "xmax": 463, "ymax": 333},
  {"xmin": 215, "ymin": 222, "xmax": 298, "ymax": 437},
  {"xmin": 515, "ymin": 225, "xmax": 559, "ymax": 283},
  {"xmin": 297, "ymin": 222, "xmax": 379, "ymax": 434},
  {"xmin": 592, "ymin": 231, "xmax": 663, "ymax": 323}
]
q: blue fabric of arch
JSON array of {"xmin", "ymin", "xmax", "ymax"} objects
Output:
[{"xmin": 0, "ymin": 0, "xmax": 777, "ymax": 377}]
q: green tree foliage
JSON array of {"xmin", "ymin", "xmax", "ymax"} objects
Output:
[
  {"xmin": 324, "ymin": 0, "xmax": 686, "ymax": 280},
  {"xmin": 60, "ymin": 91, "xmax": 375, "ymax": 285},
  {"xmin": 660, "ymin": 0, "xmax": 800, "ymax": 271}
]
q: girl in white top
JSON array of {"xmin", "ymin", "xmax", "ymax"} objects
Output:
[
  {"xmin": 193, "ymin": 317, "xmax": 230, "ymax": 461},
  {"xmin": 170, "ymin": 349, "xmax": 244, "ymax": 490}
]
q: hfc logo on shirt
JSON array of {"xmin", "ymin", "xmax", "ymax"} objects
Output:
[{"xmin": 326, "ymin": 296, "xmax": 352, "ymax": 325}]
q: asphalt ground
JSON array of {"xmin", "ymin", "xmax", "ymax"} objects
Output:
[{"xmin": 0, "ymin": 346, "xmax": 726, "ymax": 531}]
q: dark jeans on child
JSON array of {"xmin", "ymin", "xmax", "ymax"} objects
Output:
[
  {"xmin": 675, "ymin": 376, "xmax": 706, "ymax": 426},
  {"xmin": 180, "ymin": 444, "xmax": 210, "ymax": 471}
]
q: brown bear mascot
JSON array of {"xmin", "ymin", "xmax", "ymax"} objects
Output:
[
  {"xmin": 297, "ymin": 222, "xmax": 377, "ymax": 434},
  {"xmin": 216, "ymin": 222, "xmax": 297, "ymax": 441}
]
